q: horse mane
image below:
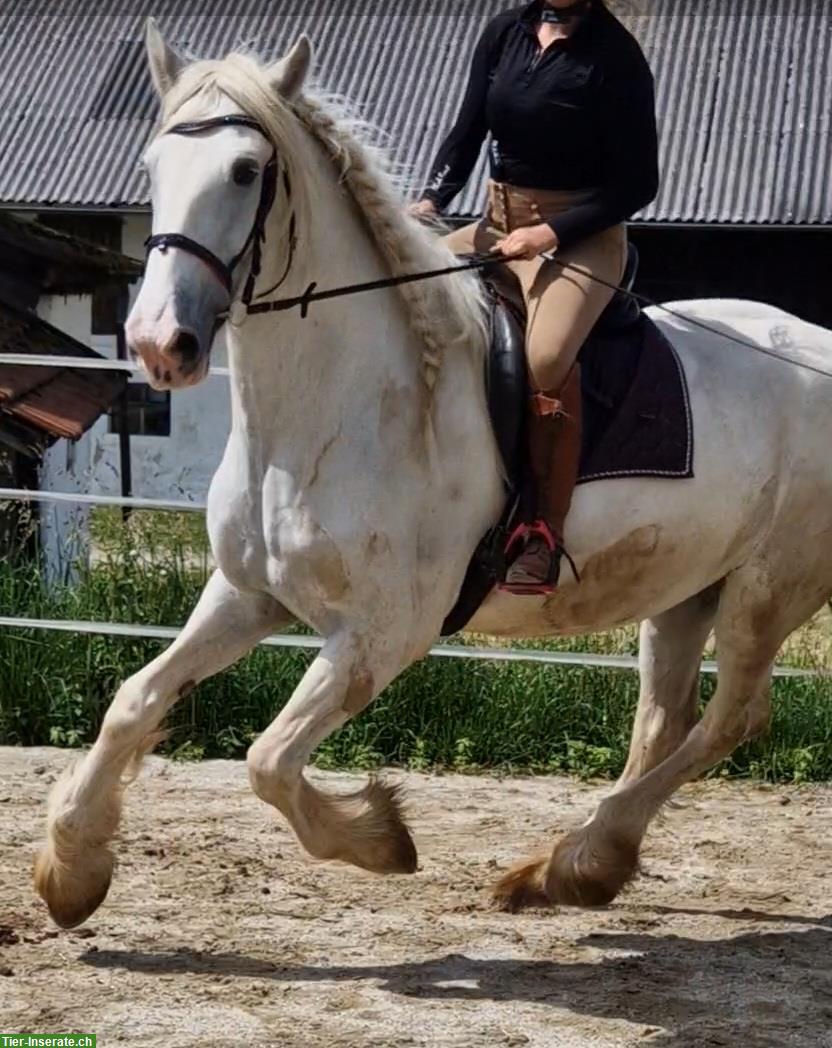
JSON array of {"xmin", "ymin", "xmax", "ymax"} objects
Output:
[{"xmin": 159, "ymin": 52, "xmax": 488, "ymax": 393}]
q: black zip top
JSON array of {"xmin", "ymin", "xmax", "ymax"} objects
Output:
[{"xmin": 421, "ymin": 0, "xmax": 659, "ymax": 249}]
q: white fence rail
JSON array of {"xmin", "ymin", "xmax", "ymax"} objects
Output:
[
  {"xmin": 0, "ymin": 487, "xmax": 205, "ymax": 513},
  {"xmin": 0, "ymin": 349, "xmax": 826, "ymax": 680},
  {"xmin": 0, "ymin": 615, "xmax": 820, "ymax": 678},
  {"xmin": 0, "ymin": 353, "xmax": 230, "ymax": 377}
]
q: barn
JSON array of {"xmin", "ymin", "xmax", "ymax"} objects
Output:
[
  {"xmin": 0, "ymin": 211, "xmax": 138, "ymax": 565},
  {"xmin": 0, "ymin": 0, "xmax": 829, "ymax": 508}
]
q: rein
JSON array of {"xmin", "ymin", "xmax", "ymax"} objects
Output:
[
  {"xmin": 243, "ymin": 248, "xmax": 832, "ymax": 382},
  {"xmin": 144, "ymin": 114, "xmax": 832, "ymax": 382},
  {"xmin": 245, "ymin": 252, "xmax": 518, "ymax": 319}
]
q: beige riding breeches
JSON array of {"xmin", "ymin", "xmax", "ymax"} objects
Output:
[{"xmin": 442, "ymin": 180, "xmax": 628, "ymax": 393}]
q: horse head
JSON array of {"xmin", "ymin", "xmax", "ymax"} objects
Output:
[{"xmin": 126, "ymin": 20, "xmax": 312, "ymax": 390}]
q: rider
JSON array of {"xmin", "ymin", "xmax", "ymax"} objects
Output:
[{"xmin": 412, "ymin": 0, "xmax": 659, "ymax": 591}]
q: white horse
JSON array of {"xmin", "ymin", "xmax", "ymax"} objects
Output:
[{"xmin": 35, "ymin": 25, "xmax": 832, "ymax": 927}]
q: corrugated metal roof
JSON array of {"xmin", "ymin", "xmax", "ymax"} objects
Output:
[
  {"xmin": 0, "ymin": 303, "xmax": 127, "ymax": 442},
  {"xmin": 0, "ymin": 0, "xmax": 829, "ymax": 224}
]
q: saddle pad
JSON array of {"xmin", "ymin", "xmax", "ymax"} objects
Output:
[{"xmin": 578, "ymin": 315, "xmax": 693, "ymax": 484}]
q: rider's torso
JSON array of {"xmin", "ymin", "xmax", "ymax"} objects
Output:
[{"xmin": 485, "ymin": 8, "xmax": 603, "ymax": 191}]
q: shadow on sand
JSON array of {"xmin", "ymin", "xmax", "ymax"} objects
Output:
[{"xmin": 83, "ymin": 914, "xmax": 832, "ymax": 1047}]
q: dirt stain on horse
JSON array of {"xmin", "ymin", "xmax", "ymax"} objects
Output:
[
  {"xmin": 310, "ymin": 523, "xmax": 351, "ymax": 603},
  {"xmin": 307, "ymin": 426, "xmax": 342, "ymax": 490},
  {"xmin": 343, "ymin": 664, "xmax": 375, "ymax": 716},
  {"xmin": 544, "ymin": 524, "xmax": 663, "ymax": 629},
  {"xmin": 379, "ymin": 380, "xmax": 425, "ymax": 462},
  {"xmin": 366, "ymin": 531, "xmax": 392, "ymax": 558}
]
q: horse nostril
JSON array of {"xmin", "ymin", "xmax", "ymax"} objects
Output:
[{"xmin": 173, "ymin": 331, "xmax": 201, "ymax": 364}]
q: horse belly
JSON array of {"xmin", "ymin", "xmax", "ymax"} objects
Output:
[{"xmin": 467, "ymin": 521, "xmax": 720, "ymax": 638}]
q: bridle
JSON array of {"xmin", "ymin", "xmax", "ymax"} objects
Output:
[{"xmin": 144, "ymin": 114, "xmax": 296, "ymax": 326}]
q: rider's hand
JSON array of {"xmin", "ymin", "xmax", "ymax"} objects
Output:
[
  {"xmin": 495, "ymin": 223, "xmax": 559, "ymax": 261},
  {"xmin": 408, "ymin": 198, "xmax": 439, "ymax": 219}
]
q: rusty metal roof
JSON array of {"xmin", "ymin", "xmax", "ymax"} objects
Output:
[
  {"xmin": 0, "ymin": 304, "xmax": 127, "ymax": 444},
  {"xmin": 0, "ymin": 0, "xmax": 829, "ymax": 225}
]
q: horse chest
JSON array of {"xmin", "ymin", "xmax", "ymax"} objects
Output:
[{"xmin": 210, "ymin": 494, "xmax": 358, "ymax": 619}]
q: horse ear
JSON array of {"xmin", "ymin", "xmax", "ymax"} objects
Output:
[
  {"xmin": 267, "ymin": 35, "xmax": 313, "ymax": 100},
  {"xmin": 145, "ymin": 17, "xmax": 183, "ymax": 98}
]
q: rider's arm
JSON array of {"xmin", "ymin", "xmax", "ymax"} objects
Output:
[
  {"xmin": 547, "ymin": 40, "xmax": 659, "ymax": 250},
  {"xmin": 420, "ymin": 19, "xmax": 504, "ymax": 211}
]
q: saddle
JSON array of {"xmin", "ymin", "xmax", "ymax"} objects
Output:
[
  {"xmin": 482, "ymin": 241, "xmax": 642, "ymax": 486},
  {"xmin": 440, "ymin": 242, "xmax": 693, "ymax": 635}
]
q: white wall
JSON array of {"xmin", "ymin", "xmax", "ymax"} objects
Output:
[
  {"xmin": 40, "ymin": 212, "xmax": 232, "ymax": 501},
  {"xmin": 37, "ymin": 211, "xmax": 233, "ymax": 574},
  {"xmin": 37, "ymin": 290, "xmax": 96, "ymax": 581}
]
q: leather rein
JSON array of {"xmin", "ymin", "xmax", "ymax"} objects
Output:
[{"xmin": 144, "ymin": 114, "xmax": 297, "ymax": 326}]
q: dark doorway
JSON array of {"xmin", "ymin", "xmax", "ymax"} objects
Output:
[{"xmin": 630, "ymin": 226, "xmax": 832, "ymax": 330}]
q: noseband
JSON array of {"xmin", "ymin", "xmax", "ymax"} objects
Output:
[{"xmin": 144, "ymin": 114, "xmax": 296, "ymax": 324}]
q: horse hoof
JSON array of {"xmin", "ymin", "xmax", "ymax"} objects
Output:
[
  {"xmin": 33, "ymin": 846, "xmax": 113, "ymax": 928},
  {"xmin": 320, "ymin": 778, "xmax": 419, "ymax": 875},
  {"xmin": 365, "ymin": 821, "xmax": 418, "ymax": 875},
  {"xmin": 491, "ymin": 855, "xmax": 551, "ymax": 912},
  {"xmin": 544, "ymin": 829, "xmax": 638, "ymax": 907}
]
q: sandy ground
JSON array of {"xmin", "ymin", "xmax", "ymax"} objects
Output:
[{"xmin": 0, "ymin": 747, "xmax": 830, "ymax": 1048}]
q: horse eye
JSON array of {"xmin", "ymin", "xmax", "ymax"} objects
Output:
[{"xmin": 232, "ymin": 159, "xmax": 259, "ymax": 187}]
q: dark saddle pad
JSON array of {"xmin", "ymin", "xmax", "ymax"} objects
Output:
[
  {"xmin": 483, "ymin": 241, "xmax": 693, "ymax": 485},
  {"xmin": 578, "ymin": 312, "xmax": 693, "ymax": 484},
  {"xmin": 440, "ymin": 242, "xmax": 693, "ymax": 635}
]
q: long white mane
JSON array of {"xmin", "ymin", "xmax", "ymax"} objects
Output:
[{"xmin": 159, "ymin": 52, "xmax": 488, "ymax": 391}]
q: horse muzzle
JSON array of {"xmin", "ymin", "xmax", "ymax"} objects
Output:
[{"xmin": 125, "ymin": 316, "xmax": 209, "ymax": 390}]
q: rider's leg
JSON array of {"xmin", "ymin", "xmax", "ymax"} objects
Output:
[
  {"xmin": 440, "ymin": 220, "xmax": 491, "ymax": 256},
  {"xmin": 504, "ymin": 223, "xmax": 627, "ymax": 589},
  {"xmin": 521, "ymin": 222, "xmax": 627, "ymax": 391}
]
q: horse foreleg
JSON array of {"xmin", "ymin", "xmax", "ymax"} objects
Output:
[
  {"xmin": 247, "ymin": 633, "xmax": 417, "ymax": 875},
  {"xmin": 34, "ymin": 570, "xmax": 290, "ymax": 927}
]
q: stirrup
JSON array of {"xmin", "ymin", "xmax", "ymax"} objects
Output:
[{"xmin": 499, "ymin": 520, "xmax": 562, "ymax": 596}]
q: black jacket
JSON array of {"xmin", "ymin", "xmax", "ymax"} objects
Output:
[{"xmin": 422, "ymin": 0, "xmax": 659, "ymax": 248}]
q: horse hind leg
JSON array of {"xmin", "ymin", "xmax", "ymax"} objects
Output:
[
  {"xmin": 543, "ymin": 567, "xmax": 832, "ymax": 908},
  {"xmin": 617, "ymin": 583, "xmax": 722, "ymax": 785},
  {"xmin": 495, "ymin": 566, "xmax": 828, "ymax": 912},
  {"xmin": 246, "ymin": 632, "xmax": 417, "ymax": 876},
  {"xmin": 34, "ymin": 571, "xmax": 290, "ymax": 928},
  {"xmin": 492, "ymin": 585, "xmax": 720, "ymax": 912}
]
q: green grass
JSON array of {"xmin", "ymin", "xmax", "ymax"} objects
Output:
[
  {"xmin": 0, "ymin": 508, "xmax": 831, "ymax": 781},
  {"xmin": 90, "ymin": 506, "xmax": 211, "ymax": 556}
]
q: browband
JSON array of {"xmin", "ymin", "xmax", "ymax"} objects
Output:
[{"xmin": 164, "ymin": 114, "xmax": 270, "ymax": 137}]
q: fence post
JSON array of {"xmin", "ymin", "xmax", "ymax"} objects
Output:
[{"xmin": 114, "ymin": 285, "xmax": 133, "ymax": 525}]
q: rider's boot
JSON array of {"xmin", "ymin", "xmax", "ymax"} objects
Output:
[{"xmin": 501, "ymin": 364, "xmax": 582, "ymax": 594}]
